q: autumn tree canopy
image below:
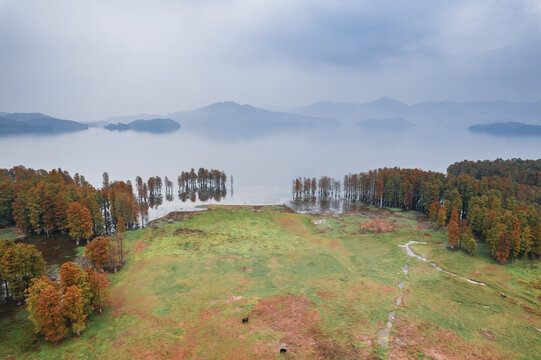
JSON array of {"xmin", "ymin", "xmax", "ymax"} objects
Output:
[
  {"xmin": 26, "ymin": 261, "xmax": 109, "ymax": 341},
  {"xmin": 0, "ymin": 239, "xmax": 46, "ymax": 299},
  {"xmin": 0, "ymin": 167, "xmax": 140, "ymax": 244}
]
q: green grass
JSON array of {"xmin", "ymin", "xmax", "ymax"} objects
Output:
[
  {"xmin": 1, "ymin": 205, "xmax": 539, "ymax": 359},
  {"xmin": 0, "ymin": 228, "xmax": 17, "ymax": 240}
]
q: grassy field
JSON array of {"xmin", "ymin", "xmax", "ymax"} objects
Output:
[{"xmin": 0, "ymin": 205, "xmax": 540, "ymax": 359}]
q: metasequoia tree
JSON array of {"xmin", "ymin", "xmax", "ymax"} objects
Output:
[
  {"xmin": 0, "ymin": 240, "xmax": 45, "ymax": 299},
  {"xmin": 447, "ymin": 207, "xmax": 460, "ymax": 248},
  {"xmin": 26, "ymin": 262, "xmax": 108, "ymax": 341},
  {"xmin": 67, "ymin": 202, "xmax": 93, "ymax": 245}
]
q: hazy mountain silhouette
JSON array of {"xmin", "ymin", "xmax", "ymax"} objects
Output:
[
  {"xmin": 468, "ymin": 122, "xmax": 541, "ymax": 136},
  {"xmin": 292, "ymin": 97, "xmax": 408, "ymax": 122},
  {"xmin": 0, "ymin": 113, "xmax": 88, "ymax": 135},
  {"xmin": 171, "ymin": 101, "xmax": 339, "ymax": 139},
  {"xmin": 293, "ymin": 98, "xmax": 541, "ymax": 126}
]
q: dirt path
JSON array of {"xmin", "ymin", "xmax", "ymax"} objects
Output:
[
  {"xmin": 398, "ymin": 241, "xmax": 485, "ymax": 286},
  {"xmin": 377, "ymin": 240, "xmax": 487, "ymax": 349},
  {"xmin": 376, "ymin": 281, "xmax": 404, "ymax": 348}
]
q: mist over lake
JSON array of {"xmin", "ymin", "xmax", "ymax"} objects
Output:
[{"xmin": 1, "ymin": 124, "xmax": 538, "ymax": 217}]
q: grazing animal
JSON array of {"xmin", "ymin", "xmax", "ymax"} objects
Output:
[
  {"xmin": 241, "ymin": 265, "xmax": 247, "ymax": 271},
  {"xmin": 242, "ymin": 317, "xmax": 249, "ymax": 324},
  {"xmin": 500, "ymin": 292, "xmax": 507, "ymax": 298},
  {"xmin": 280, "ymin": 348, "xmax": 287, "ymax": 354}
]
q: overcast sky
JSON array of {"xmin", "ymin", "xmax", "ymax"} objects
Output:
[{"xmin": 1, "ymin": 0, "xmax": 540, "ymax": 121}]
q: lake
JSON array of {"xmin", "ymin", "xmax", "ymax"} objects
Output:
[{"xmin": 1, "ymin": 125, "xmax": 539, "ymax": 220}]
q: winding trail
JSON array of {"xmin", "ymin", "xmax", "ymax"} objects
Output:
[
  {"xmin": 376, "ymin": 240, "xmax": 487, "ymax": 349},
  {"xmin": 398, "ymin": 241, "xmax": 485, "ymax": 286}
]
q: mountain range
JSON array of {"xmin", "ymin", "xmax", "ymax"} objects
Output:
[
  {"xmin": 2, "ymin": 98, "xmax": 541, "ymax": 137},
  {"xmin": 292, "ymin": 98, "xmax": 541, "ymax": 126},
  {"xmin": 0, "ymin": 113, "xmax": 88, "ymax": 135}
]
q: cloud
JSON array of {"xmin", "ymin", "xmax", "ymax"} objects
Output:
[{"xmin": 0, "ymin": 0, "xmax": 540, "ymax": 121}]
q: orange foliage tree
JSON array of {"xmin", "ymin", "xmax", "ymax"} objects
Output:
[
  {"xmin": 63, "ymin": 285, "xmax": 87, "ymax": 336},
  {"xmin": 447, "ymin": 207, "xmax": 460, "ymax": 248},
  {"xmin": 26, "ymin": 262, "xmax": 108, "ymax": 341},
  {"xmin": 85, "ymin": 237, "xmax": 109, "ymax": 269},
  {"xmin": 67, "ymin": 202, "xmax": 93, "ymax": 245},
  {"xmin": 26, "ymin": 276, "xmax": 68, "ymax": 342}
]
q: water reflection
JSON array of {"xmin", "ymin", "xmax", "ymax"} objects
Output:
[
  {"xmin": 0, "ymin": 126, "xmax": 539, "ymax": 211},
  {"xmin": 288, "ymin": 198, "xmax": 381, "ymax": 215},
  {"xmin": 18, "ymin": 233, "xmax": 77, "ymax": 265}
]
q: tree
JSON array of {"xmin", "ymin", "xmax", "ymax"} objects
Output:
[
  {"xmin": 447, "ymin": 207, "xmax": 459, "ymax": 248},
  {"xmin": 461, "ymin": 225, "xmax": 477, "ymax": 255},
  {"xmin": 26, "ymin": 277, "xmax": 68, "ymax": 342},
  {"xmin": 63, "ymin": 285, "xmax": 87, "ymax": 336},
  {"xmin": 1, "ymin": 243, "xmax": 46, "ymax": 299},
  {"xmin": 0, "ymin": 238, "xmax": 15, "ymax": 297},
  {"xmin": 59, "ymin": 261, "xmax": 83, "ymax": 290},
  {"xmin": 495, "ymin": 231, "xmax": 511, "ymax": 264},
  {"xmin": 67, "ymin": 202, "xmax": 93, "ymax": 245},
  {"xmin": 85, "ymin": 237, "xmax": 109, "ymax": 269},
  {"xmin": 510, "ymin": 217, "xmax": 522, "ymax": 262},
  {"xmin": 0, "ymin": 176, "xmax": 14, "ymax": 227},
  {"xmin": 487, "ymin": 223, "xmax": 507, "ymax": 257},
  {"xmin": 114, "ymin": 217, "xmax": 126, "ymax": 264},
  {"xmin": 436, "ymin": 203, "xmax": 447, "ymax": 228},
  {"xmin": 116, "ymin": 216, "xmax": 126, "ymax": 233},
  {"xmin": 85, "ymin": 268, "xmax": 109, "ymax": 314},
  {"xmin": 428, "ymin": 201, "xmax": 439, "ymax": 222},
  {"xmin": 520, "ymin": 226, "xmax": 533, "ymax": 258}
]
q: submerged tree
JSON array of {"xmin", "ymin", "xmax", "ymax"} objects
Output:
[{"xmin": 177, "ymin": 168, "xmax": 227, "ymax": 203}]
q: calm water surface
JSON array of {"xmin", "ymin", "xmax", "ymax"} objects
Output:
[{"xmin": 1, "ymin": 126, "xmax": 539, "ymax": 219}]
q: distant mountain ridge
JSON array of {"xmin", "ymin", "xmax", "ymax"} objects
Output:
[
  {"xmin": 168, "ymin": 101, "xmax": 340, "ymax": 139},
  {"xmin": 97, "ymin": 101, "xmax": 340, "ymax": 139},
  {"xmin": 292, "ymin": 98, "xmax": 541, "ymax": 126},
  {"xmin": 0, "ymin": 113, "xmax": 88, "ymax": 135}
]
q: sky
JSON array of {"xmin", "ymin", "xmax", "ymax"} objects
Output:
[{"xmin": 0, "ymin": 0, "xmax": 541, "ymax": 121}]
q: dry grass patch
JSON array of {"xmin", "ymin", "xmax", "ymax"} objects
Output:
[
  {"xmin": 361, "ymin": 219, "xmax": 396, "ymax": 233},
  {"xmin": 389, "ymin": 317, "xmax": 512, "ymax": 360},
  {"xmin": 249, "ymin": 294, "xmax": 357, "ymax": 359}
]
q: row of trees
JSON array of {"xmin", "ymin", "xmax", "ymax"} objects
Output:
[
  {"xmin": 134, "ymin": 169, "xmax": 228, "ymax": 223},
  {"xmin": 0, "ymin": 167, "xmax": 139, "ymax": 245},
  {"xmin": 293, "ymin": 159, "xmax": 541, "ymax": 263},
  {"xmin": 0, "ymin": 166, "xmax": 231, "ymax": 244},
  {"xmin": 292, "ymin": 177, "xmax": 341, "ymax": 200},
  {"xmin": 26, "ymin": 262, "xmax": 109, "ymax": 341},
  {"xmin": 178, "ymin": 168, "xmax": 227, "ymax": 192}
]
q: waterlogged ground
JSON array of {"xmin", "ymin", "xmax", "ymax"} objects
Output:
[{"xmin": 1, "ymin": 206, "xmax": 540, "ymax": 359}]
